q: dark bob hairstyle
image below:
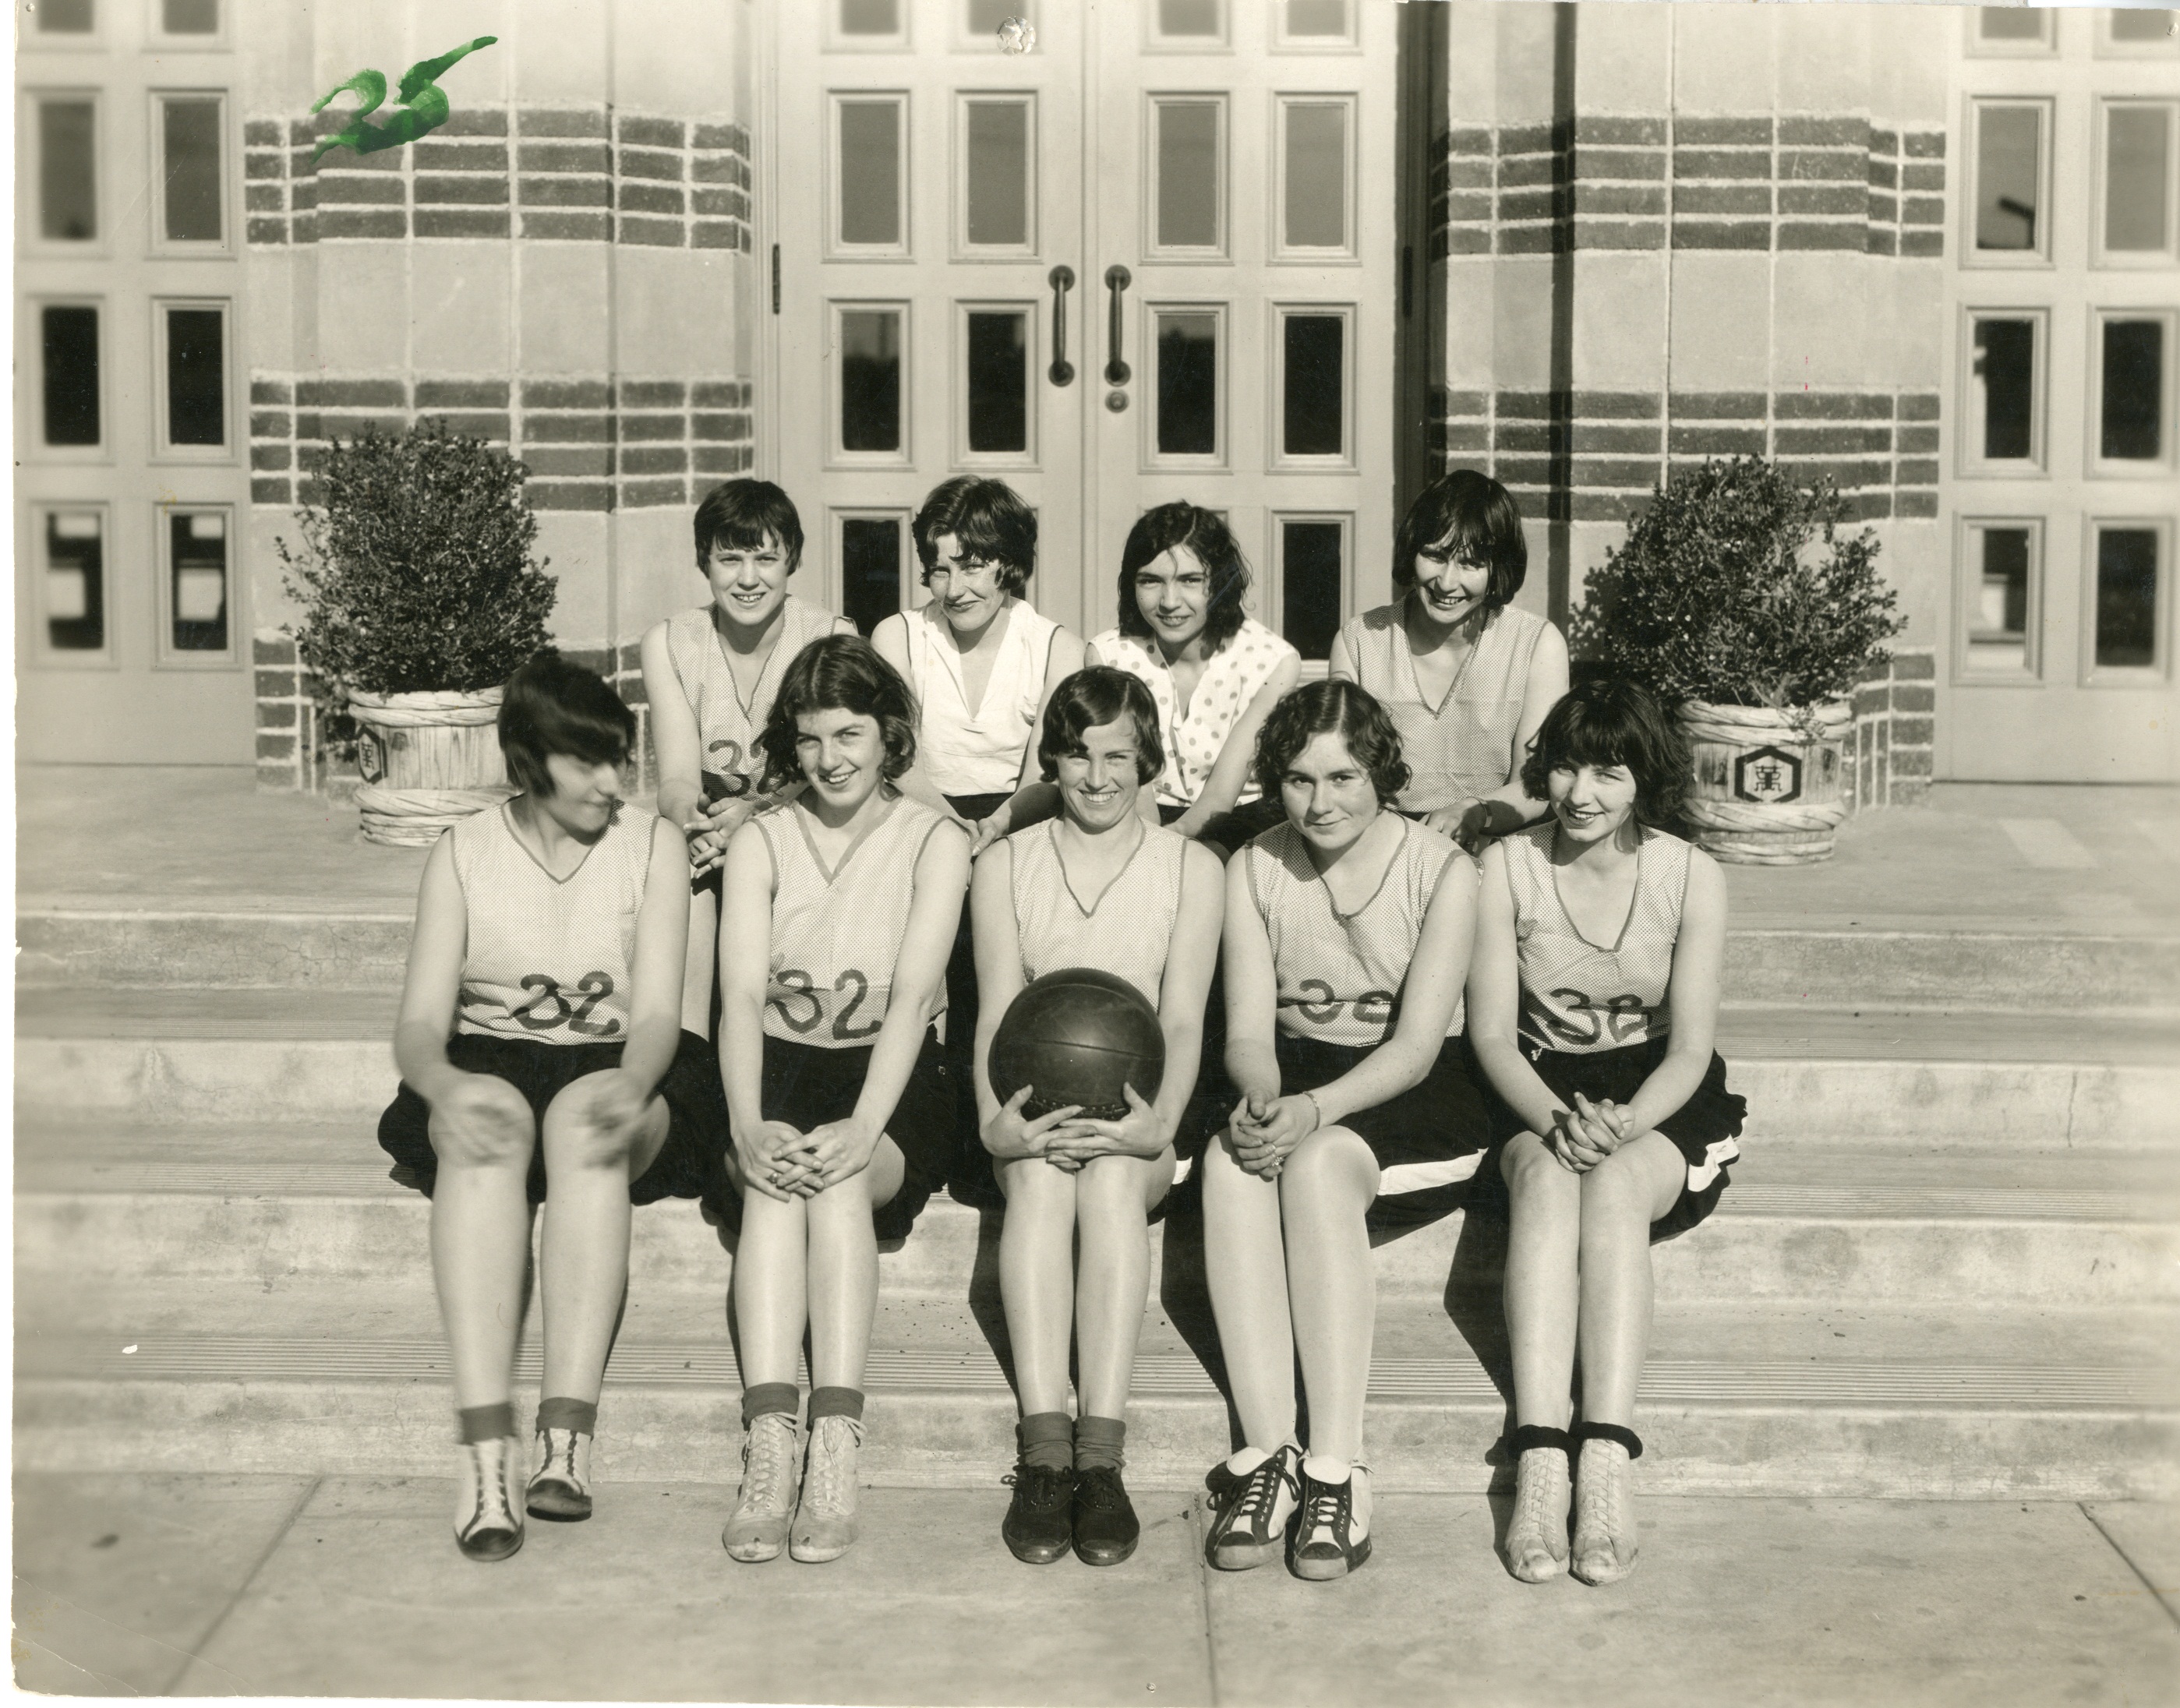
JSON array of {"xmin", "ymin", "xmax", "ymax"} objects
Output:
[
  {"xmin": 693, "ymin": 478, "xmax": 804, "ymax": 573},
  {"xmin": 1252, "ymin": 680, "xmax": 1412, "ymax": 809},
  {"xmin": 912, "ymin": 476, "xmax": 1037, "ymax": 596},
  {"xmin": 757, "ymin": 634, "xmax": 918, "ymax": 791},
  {"xmin": 499, "ymin": 650, "xmax": 637, "ymax": 799},
  {"xmin": 1116, "ymin": 503, "xmax": 1253, "ymax": 657},
  {"xmin": 1393, "ymin": 468, "xmax": 1527, "ymax": 609},
  {"xmin": 1518, "ymin": 676, "xmax": 1690, "ymax": 828},
  {"xmin": 1036, "ymin": 666, "xmax": 1165, "ymax": 788}
]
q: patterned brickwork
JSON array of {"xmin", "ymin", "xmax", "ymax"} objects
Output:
[
  {"xmin": 1848, "ymin": 648, "xmax": 1936, "ymax": 810},
  {"xmin": 1431, "ymin": 115, "xmax": 1945, "ymax": 257},
  {"xmin": 243, "ymin": 108, "xmax": 754, "ymax": 250}
]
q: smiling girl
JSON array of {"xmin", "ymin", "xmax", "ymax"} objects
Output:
[
  {"xmin": 1330, "ymin": 470, "xmax": 1570, "ymax": 855},
  {"xmin": 1468, "ymin": 676, "xmax": 1747, "ymax": 1586},
  {"xmin": 712, "ymin": 636, "xmax": 970, "ymax": 1566},
  {"xmin": 1199, "ymin": 681, "xmax": 1489, "ymax": 1581}
]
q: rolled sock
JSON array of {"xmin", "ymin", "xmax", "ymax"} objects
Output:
[
  {"xmin": 1224, "ymin": 1445, "xmax": 1270, "ymax": 1477},
  {"xmin": 1017, "ymin": 1411, "xmax": 1074, "ymax": 1473},
  {"xmin": 740, "ymin": 1382, "xmax": 800, "ymax": 1431},
  {"xmin": 807, "ymin": 1386, "xmax": 864, "ymax": 1425},
  {"xmin": 535, "ymin": 1396, "xmax": 598, "ymax": 1436},
  {"xmin": 1074, "ymin": 1415, "xmax": 1126, "ymax": 1474},
  {"xmin": 458, "ymin": 1402, "xmax": 516, "ymax": 1445}
]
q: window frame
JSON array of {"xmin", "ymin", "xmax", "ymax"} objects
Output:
[
  {"xmin": 1144, "ymin": 0, "xmax": 1231, "ymax": 53},
  {"xmin": 1965, "ymin": 5, "xmax": 2058, "ymax": 57},
  {"xmin": 1273, "ymin": 0, "xmax": 1361, "ymax": 53},
  {"xmin": 150, "ymin": 296, "xmax": 235, "ymax": 464},
  {"xmin": 1143, "ymin": 93, "xmax": 1231, "ymax": 263},
  {"xmin": 27, "ymin": 295, "xmax": 109, "ymax": 464},
  {"xmin": 2092, "ymin": 97, "xmax": 2180, "ymax": 267},
  {"xmin": 2087, "ymin": 305, "xmax": 2177, "ymax": 478},
  {"xmin": 952, "ymin": 298, "xmax": 1041, "ymax": 469},
  {"xmin": 1267, "ymin": 301, "xmax": 1356, "ymax": 471},
  {"xmin": 2097, "ymin": 6, "xmax": 2180, "ymax": 58},
  {"xmin": 1270, "ymin": 94, "xmax": 1359, "ymax": 263},
  {"xmin": 154, "ymin": 502, "xmax": 240, "ymax": 669},
  {"xmin": 827, "ymin": 298, "xmax": 913, "ymax": 469},
  {"xmin": 825, "ymin": 0, "xmax": 911, "ymax": 52},
  {"xmin": 21, "ymin": 0, "xmax": 102, "ymax": 48},
  {"xmin": 1143, "ymin": 298, "xmax": 1229, "ymax": 472},
  {"xmin": 1959, "ymin": 305, "xmax": 2051, "ymax": 477},
  {"xmin": 23, "ymin": 88, "xmax": 104, "ymax": 254},
  {"xmin": 2079, "ymin": 514, "xmax": 2171, "ymax": 686},
  {"xmin": 147, "ymin": 0, "xmax": 227, "ymax": 50},
  {"xmin": 23, "ymin": 500, "xmax": 118, "ymax": 669},
  {"xmin": 1954, "ymin": 513, "xmax": 2048, "ymax": 686},
  {"xmin": 1267, "ymin": 510, "xmax": 1354, "ymax": 664},
  {"xmin": 952, "ymin": 90, "xmax": 1038, "ymax": 261},
  {"xmin": 829, "ymin": 506, "xmax": 914, "ymax": 632},
  {"xmin": 1963, "ymin": 95, "xmax": 2055, "ymax": 268},
  {"xmin": 825, "ymin": 90, "xmax": 911, "ymax": 260},
  {"xmin": 952, "ymin": 1, "xmax": 1038, "ymax": 53},
  {"xmin": 147, "ymin": 86, "xmax": 231, "ymax": 254}
]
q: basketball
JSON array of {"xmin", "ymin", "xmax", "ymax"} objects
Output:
[{"xmin": 989, "ymin": 967, "xmax": 1165, "ymax": 1121}]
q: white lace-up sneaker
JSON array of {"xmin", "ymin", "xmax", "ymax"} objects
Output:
[
  {"xmin": 790, "ymin": 1413, "xmax": 864, "ymax": 1563},
  {"xmin": 525, "ymin": 1427, "xmax": 594, "ymax": 1522},
  {"xmin": 723, "ymin": 1412, "xmax": 802, "ymax": 1562},
  {"xmin": 1506, "ymin": 1444, "xmax": 1572, "ymax": 1583},
  {"xmin": 454, "ymin": 1436, "xmax": 525, "ymax": 1562},
  {"xmin": 1571, "ymin": 1435, "xmax": 1641, "ymax": 1585}
]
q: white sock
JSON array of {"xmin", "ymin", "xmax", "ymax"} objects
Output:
[
  {"xmin": 1302, "ymin": 1454, "xmax": 1352, "ymax": 1484},
  {"xmin": 1225, "ymin": 1445, "xmax": 1270, "ymax": 1477}
]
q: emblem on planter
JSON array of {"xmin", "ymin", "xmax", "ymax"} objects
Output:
[
  {"xmin": 1733, "ymin": 745, "xmax": 1802, "ymax": 805},
  {"xmin": 357, "ymin": 728, "xmax": 387, "ymax": 785}
]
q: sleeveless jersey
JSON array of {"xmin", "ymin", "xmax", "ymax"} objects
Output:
[
  {"xmin": 1335, "ymin": 599, "xmax": 1551, "ymax": 813},
  {"xmin": 1009, "ymin": 819, "xmax": 1186, "ymax": 1004},
  {"xmin": 662, "ymin": 595, "xmax": 849, "ymax": 801},
  {"xmin": 1242, "ymin": 817, "xmax": 1467, "ymax": 1046},
  {"xmin": 1502, "ymin": 820, "xmax": 1693, "ymax": 1055},
  {"xmin": 899, "ymin": 597, "xmax": 1059, "ymax": 796},
  {"xmin": 1088, "ymin": 618, "xmax": 1298, "ymax": 810},
  {"xmin": 451, "ymin": 801, "xmax": 655, "ymax": 1043},
  {"xmin": 755, "ymin": 793, "xmax": 956, "ymax": 1048}
]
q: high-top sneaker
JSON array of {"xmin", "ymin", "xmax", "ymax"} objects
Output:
[
  {"xmin": 790, "ymin": 1414, "xmax": 864, "ymax": 1563},
  {"xmin": 1504, "ymin": 1427, "xmax": 1572, "ymax": 1583},
  {"xmin": 1571, "ymin": 1431, "xmax": 1641, "ymax": 1586},
  {"xmin": 454, "ymin": 1436, "xmax": 525, "ymax": 1562},
  {"xmin": 722, "ymin": 1412, "xmax": 801, "ymax": 1563},
  {"xmin": 525, "ymin": 1427, "xmax": 593, "ymax": 1522}
]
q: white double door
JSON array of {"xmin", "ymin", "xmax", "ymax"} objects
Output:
[{"xmin": 766, "ymin": 0, "xmax": 1396, "ymax": 657}]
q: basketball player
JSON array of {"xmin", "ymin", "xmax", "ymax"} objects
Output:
[
  {"xmin": 1329, "ymin": 470, "xmax": 1569, "ymax": 854},
  {"xmin": 641, "ymin": 479, "xmax": 857, "ymax": 1032},
  {"xmin": 1468, "ymin": 676, "xmax": 1746, "ymax": 1586},
  {"xmin": 1200, "ymin": 681, "xmax": 1488, "ymax": 1580},
  {"xmin": 378, "ymin": 652, "xmax": 722, "ymax": 1562},
  {"xmin": 714, "ymin": 635, "xmax": 970, "ymax": 1565},
  {"xmin": 971, "ymin": 667, "xmax": 1223, "ymax": 1566}
]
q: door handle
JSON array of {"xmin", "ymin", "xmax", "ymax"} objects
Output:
[
  {"xmin": 1104, "ymin": 264, "xmax": 1132, "ymax": 386},
  {"xmin": 1048, "ymin": 265, "xmax": 1076, "ymax": 386}
]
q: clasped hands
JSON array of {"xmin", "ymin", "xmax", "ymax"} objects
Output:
[
  {"xmin": 1547, "ymin": 1092, "xmax": 1634, "ymax": 1173},
  {"xmin": 1226, "ymin": 1087, "xmax": 1319, "ymax": 1180},
  {"xmin": 684, "ymin": 795, "xmax": 758, "ymax": 877},
  {"xmin": 736, "ymin": 1116, "xmax": 878, "ymax": 1201},
  {"xmin": 984, "ymin": 1083, "xmax": 1166, "ymax": 1173}
]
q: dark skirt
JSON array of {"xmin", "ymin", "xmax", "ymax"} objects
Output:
[{"xmin": 376, "ymin": 1029, "xmax": 727, "ymax": 1206}]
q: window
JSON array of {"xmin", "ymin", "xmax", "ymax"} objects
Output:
[
  {"xmin": 33, "ymin": 0, "xmax": 94, "ymax": 33},
  {"xmin": 34, "ymin": 507, "xmax": 108, "ymax": 659},
  {"xmin": 1972, "ymin": 6, "xmax": 2055, "ymax": 51},
  {"xmin": 1963, "ymin": 311, "xmax": 2046, "ymax": 471},
  {"xmin": 1274, "ymin": 97, "xmax": 1354, "ymax": 257},
  {"xmin": 1970, "ymin": 100, "xmax": 2050, "ymax": 261},
  {"xmin": 1152, "ymin": 306, "xmax": 1224, "ymax": 463},
  {"xmin": 157, "ymin": 302, "xmax": 228, "ymax": 453},
  {"xmin": 1277, "ymin": 0, "xmax": 1356, "ymax": 47},
  {"xmin": 35, "ymin": 97, "xmax": 97, "ymax": 242},
  {"xmin": 1150, "ymin": 0, "xmax": 1227, "ymax": 46},
  {"xmin": 958, "ymin": 95, "xmax": 1034, "ymax": 255},
  {"xmin": 832, "ymin": 95, "xmax": 907, "ymax": 255},
  {"xmin": 2085, "ymin": 523, "xmax": 2168, "ymax": 679},
  {"xmin": 1148, "ymin": 97, "xmax": 1226, "ymax": 256},
  {"xmin": 831, "ymin": 0, "xmax": 908, "ymax": 50},
  {"xmin": 2093, "ymin": 312, "xmax": 2172, "ymax": 471},
  {"xmin": 1959, "ymin": 520, "xmax": 2043, "ymax": 680},
  {"xmin": 1274, "ymin": 516, "xmax": 1349, "ymax": 661},
  {"xmin": 161, "ymin": 508, "xmax": 232, "ymax": 660},
  {"xmin": 161, "ymin": 0, "xmax": 219, "ymax": 31},
  {"xmin": 2101, "ymin": 6, "xmax": 2179, "ymax": 55},
  {"xmin": 961, "ymin": 1, "xmax": 1037, "ymax": 47},
  {"xmin": 155, "ymin": 93, "xmax": 225, "ymax": 245},
  {"xmin": 2099, "ymin": 101, "xmax": 2177, "ymax": 262},
  {"xmin": 1273, "ymin": 305, "xmax": 1351, "ymax": 466},
  {"xmin": 834, "ymin": 305, "xmax": 909, "ymax": 461},
  {"xmin": 40, "ymin": 305, "xmax": 101, "ymax": 450},
  {"xmin": 960, "ymin": 305, "xmax": 1033, "ymax": 461},
  {"xmin": 837, "ymin": 513, "xmax": 906, "ymax": 635}
]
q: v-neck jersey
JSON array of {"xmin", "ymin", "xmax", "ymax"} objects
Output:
[
  {"xmin": 1009, "ymin": 817, "xmax": 1187, "ymax": 1004},
  {"xmin": 662, "ymin": 595, "xmax": 850, "ymax": 799}
]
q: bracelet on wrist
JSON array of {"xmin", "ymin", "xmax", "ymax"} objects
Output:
[{"xmin": 1300, "ymin": 1089, "xmax": 1326, "ymax": 1131}]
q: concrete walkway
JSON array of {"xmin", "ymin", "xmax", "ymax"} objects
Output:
[{"xmin": 12, "ymin": 1473, "xmax": 2178, "ymax": 1704}]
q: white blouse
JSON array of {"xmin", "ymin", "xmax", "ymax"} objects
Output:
[
  {"xmin": 1088, "ymin": 616, "xmax": 1298, "ymax": 810},
  {"xmin": 898, "ymin": 598, "xmax": 1060, "ymax": 798}
]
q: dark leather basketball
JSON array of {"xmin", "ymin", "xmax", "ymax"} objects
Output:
[{"xmin": 989, "ymin": 967, "xmax": 1165, "ymax": 1121}]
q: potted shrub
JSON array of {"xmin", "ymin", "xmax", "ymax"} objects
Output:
[
  {"xmin": 280, "ymin": 420, "xmax": 558, "ymax": 846},
  {"xmin": 1569, "ymin": 457, "xmax": 1906, "ymax": 864}
]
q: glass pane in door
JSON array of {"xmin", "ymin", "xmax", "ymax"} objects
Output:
[
  {"xmin": 169, "ymin": 511, "xmax": 230, "ymax": 652},
  {"xmin": 1975, "ymin": 104, "xmax": 2044, "ymax": 252},
  {"xmin": 1979, "ymin": 7, "xmax": 2048, "ymax": 39},
  {"xmin": 1972, "ymin": 317, "xmax": 2038, "ymax": 463},
  {"xmin": 1965, "ymin": 524, "xmax": 2038, "ymax": 676},
  {"xmin": 1282, "ymin": 103, "xmax": 1347, "ymax": 248},
  {"xmin": 2094, "ymin": 528, "xmax": 2161, "ymax": 669},
  {"xmin": 165, "ymin": 307, "xmax": 226, "ymax": 447},
  {"xmin": 842, "ymin": 516, "xmax": 905, "ymax": 634},
  {"xmin": 1156, "ymin": 311, "xmax": 1220, "ymax": 457},
  {"xmin": 965, "ymin": 100, "xmax": 1030, "ymax": 246},
  {"xmin": 38, "ymin": 101, "xmax": 97, "ymax": 242},
  {"xmin": 1283, "ymin": 314, "xmax": 1344, "ymax": 457},
  {"xmin": 1286, "ymin": 1, "xmax": 1350, "ymax": 36},
  {"xmin": 966, "ymin": 311, "xmax": 1029, "ymax": 453},
  {"xmin": 2104, "ymin": 105, "xmax": 2172, "ymax": 252},
  {"xmin": 840, "ymin": 0, "xmax": 899, "ymax": 34},
  {"xmin": 838, "ymin": 101, "xmax": 903, "ymax": 246},
  {"xmin": 44, "ymin": 511, "xmax": 105, "ymax": 652},
  {"xmin": 1154, "ymin": 101, "xmax": 1222, "ymax": 249},
  {"xmin": 1158, "ymin": 0, "xmax": 1221, "ymax": 37},
  {"xmin": 2101, "ymin": 319, "xmax": 2164, "ymax": 461},
  {"xmin": 2110, "ymin": 5, "xmax": 2171, "ymax": 39},
  {"xmin": 160, "ymin": 97, "xmax": 224, "ymax": 242},
  {"xmin": 1279, "ymin": 519, "xmax": 1345, "ymax": 660},
  {"xmin": 42, "ymin": 305, "xmax": 101, "ymax": 446},
  {"xmin": 839, "ymin": 309, "xmax": 904, "ymax": 453}
]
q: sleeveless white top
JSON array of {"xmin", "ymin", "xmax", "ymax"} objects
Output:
[
  {"xmin": 1242, "ymin": 817, "xmax": 1466, "ymax": 1047},
  {"xmin": 451, "ymin": 801, "xmax": 655, "ymax": 1043},
  {"xmin": 1335, "ymin": 599, "xmax": 1551, "ymax": 813},
  {"xmin": 662, "ymin": 595, "xmax": 850, "ymax": 800},
  {"xmin": 899, "ymin": 598, "xmax": 1060, "ymax": 797},
  {"xmin": 1009, "ymin": 820, "xmax": 1186, "ymax": 1005},
  {"xmin": 754, "ymin": 793, "xmax": 955, "ymax": 1049},
  {"xmin": 1088, "ymin": 617, "xmax": 1298, "ymax": 810},
  {"xmin": 1502, "ymin": 821, "xmax": 1693, "ymax": 1055}
]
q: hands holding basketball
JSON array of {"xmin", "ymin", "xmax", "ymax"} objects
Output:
[
  {"xmin": 1227, "ymin": 1087, "xmax": 1320, "ymax": 1180},
  {"xmin": 1044, "ymin": 1083, "xmax": 1166, "ymax": 1164},
  {"xmin": 982, "ymin": 1085, "xmax": 1086, "ymax": 1167}
]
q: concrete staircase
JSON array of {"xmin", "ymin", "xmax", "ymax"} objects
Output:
[{"xmin": 16, "ymin": 902, "xmax": 2180, "ymax": 1501}]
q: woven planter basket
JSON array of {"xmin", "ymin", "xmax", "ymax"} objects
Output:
[
  {"xmin": 1678, "ymin": 698, "xmax": 1852, "ymax": 866},
  {"xmin": 348, "ymin": 688, "xmax": 513, "ymax": 847}
]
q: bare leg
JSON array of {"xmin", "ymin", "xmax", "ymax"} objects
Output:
[
  {"xmin": 1574, "ymin": 1134, "xmax": 1687, "ymax": 1425},
  {"xmin": 1072, "ymin": 1152, "xmax": 1171, "ymax": 1421},
  {"xmin": 680, "ymin": 887, "xmax": 719, "ymax": 1039},
  {"xmin": 804, "ymin": 1138, "xmax": 907, "ymax": 1391},
  {"xmin": 1278, "ymin": 1127, "xmax": 1380, "ymax": 1466},
  {"xmin": 1499, "ymin": 1132, "xmax": 1582, "ymax": 1429},
  {"xmin": 1200, "ymin": 1134, "xmax": 1297, "ymax": 1453},
  {"xmin": 995, "ymin": 1156, "xmax": 1079, "ymax": 1417},
  {"xmin": 735, "ymin": 1184, "xmax": 811, "ymax": 1392},
  {"xmin": 427, "ymin": 1078, "xmax": 539, "ymax": 1411}
]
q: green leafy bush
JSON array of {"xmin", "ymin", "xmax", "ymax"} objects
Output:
[
  {"xmin": 1568, "ymin": 457, "xmax": 1906, "ymax": 709},
  {"xmin": 279, "ymin": 421, "xmax": 556, "ymax": 714}
]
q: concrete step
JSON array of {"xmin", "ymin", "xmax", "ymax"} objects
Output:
[{"xmin": 22, "ymin": 894, "xmax": 2179, "ymax": 1011}]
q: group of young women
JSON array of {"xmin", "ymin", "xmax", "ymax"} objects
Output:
[{"xmin": 380, "ymin": 469, "xmax": 1746, "ymax": 1590}]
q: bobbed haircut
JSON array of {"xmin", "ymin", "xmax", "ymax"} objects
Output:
[
  {"xmin": 499, "ymin": 650, "xmax": 637, "ymax": 799},
  {"xmin": 911, "ymin": 475, "xmax": 1037, "ymax": 595},
  {"xmin": 1252, "ymin": 680, "xmax": 1412, "ymax": 808},
  {"xmin": 1116, "ymin": 503, "xmax": 1253, "ymax": 656},
  {"xmin": 1394, "ymin": 468, "xmax": 1527, "ymax": 608},
  {"xmin": 693, "ymin": 478, "xmax": 804, "ymax": 573},
  {"xmin": 1519, "ymin": 676, "xmax": 1690, "ymax": 828},
  {"xmin": 1036, "ymin": 666, "xmax": 1165, "ymax": 788},
  {"xmin": 756, "ymin": 633, "xmax": 918, "ymax": 791}
]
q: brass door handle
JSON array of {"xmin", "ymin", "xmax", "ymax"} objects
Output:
[
  {"xmin": 1104, "ymin": 264, "xmax": 1132, "ymax": 386},
  {"xmin": 1048, "ymin": 265, "xmax": 1076, "ymax": 386}
]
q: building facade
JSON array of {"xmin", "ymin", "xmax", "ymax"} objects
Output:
[{"xmin": 16, "ymin": 0, "xmax": 2177, "ymax": 789}]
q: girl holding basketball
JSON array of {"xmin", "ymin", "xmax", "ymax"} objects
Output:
[
  {"xmin": 1200, "ymin": 681, "xmax": 1489, "ymax": 1581},
  {"xmin": 972, "ymin": 666, "xmax": 1224, "ymax": 1566},
  {"xmin": 1468, "ymin": 677, "xmax": 1745, "ymax": 1586},
  {"xmin": 714, "ymin": 636, "xmax": 970, "ymax": 1565},
  {"xmin": 379, "ymin": 653, "xmax": 722, "ymax": 1562}
]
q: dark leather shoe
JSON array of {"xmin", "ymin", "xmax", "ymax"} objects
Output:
[
  {"xmin": 1072, "ymin": 1465, "xmax": 1140, "ymax": 1566},
  {"xmin": 1002, "ymin": 1461, "xmax": 1076, "ymax": 1565}
]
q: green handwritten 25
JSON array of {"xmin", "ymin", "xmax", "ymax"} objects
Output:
[{"xmin": 312, "ymin": 37, "xmax": 497, "ymax": 163}]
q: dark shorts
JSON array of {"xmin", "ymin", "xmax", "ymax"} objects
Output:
[
  {"xmin": 1273, "ymin": 1032, "xmax": 1496, "ymax": 1232},
  {"xmin": 1482, "ymin": 1035, "xmax": 1746, "ymax": 1240},
  {"xmin": 376, "ymin": 1029, "xmax": 728, "ymax": 1206},
  {"xmin": 705, "ymin": 1029, "xmax": 961, "ymax": 1241}
]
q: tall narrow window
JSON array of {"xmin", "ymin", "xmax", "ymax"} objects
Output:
[
  {"xmin": 963, "ymin": 98, "xmax": 1031, "ymax": 249},
  {"xmin": 840, "ymin": 517, "xmax": 903, "ymax": 634},
  {"xmin": 38, "ymin": 100, "xmax": 97, "ymax": 242},
  {"xmin": 1974, "ymin": 102, "xmax": 2046, "ymax": 254},
  {"xmin": 1964, "ymin": 524, "xmax": 2039, "ymax": 677},
  {"xmin": 162, "ymin": 0, "xmax": 218, "ymax": 32},
  {"xmin": 159, "ymin": 95, "xmax": 224, "ymax": 243},
  {"xmin": 168, "ymin": 510, "xmax": 230, "ymax": 655},
  {"xmin": 164, "ymin": 305, "xmax": 227, "ymax": 448},
  {"xmin": 43, "ymin": 511, "xmax": 106, "ymax": 654},
  {"xmin": 1153, "ymin": 100, "xmax": 1223, "ymax": 251},
  {"xmin": 2104, "ymin": 104, "xmax": 2174, "ymax": 255},
  {"xmin": 1282, "ymin": 313, "xmax": 1346, "ymax": 458},
  {"xmin": 36, "ymin": 0, "xmax": 94, "ymax": 31},
  {"xmin": 839, "ymin": 309, "xmax": 904, "ymax": 454},
  {"xmin": 964, "ymin": 310, "xmax": 1029, "ymax": 455},
  {"xmin": 2101, "ymin": 319, "xmax": 2166, "ymax": 462},
  {"xmin": 41, "ymin": 305, "xmax": 101, "ymax": 447},
  {"xmin": 2093, "ymin": 528, "xmax": 2162, "ymax": 671},
  {"xmin": 836, "ymin": 97, "xmax": 904, "ymax": 249},
  {"xmin": 1155, "ymin": 311, "xmax": 1221, "ymax": 458},
  {"xmin": 1969, "ymin": 315, "xmax": 2041, "ymax": 466},
  {"xmin": 1281, "ymin": 101, "xmax": 1350, "ymax": 251},
  {"xmin": 1278, "ymin": 519, "xmax": 1347, "ymax": 661}
]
